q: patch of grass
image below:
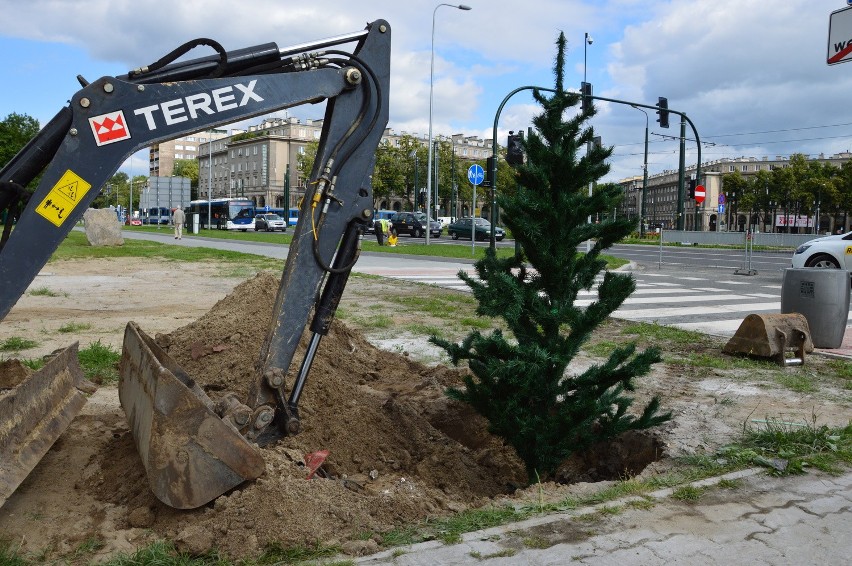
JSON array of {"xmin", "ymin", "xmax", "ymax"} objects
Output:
[
  {"xmin": 384, "ymin": 506, "xmax": 525, "ymax": 547},
  {"xmin": 77, "ymin": 340, "xmax": 121, "ymax": 385},
  {"xmin": 53, "ymin": 231, "xmax": 280, "ymax": 271},
  {"xmin": 0, "ymin": 541, "xmax": 28, "ymax": 566},
  {"xmin": 0, "ymin": 337, "xmax": 38, "ymax": 352},
  {"xmin": 522, "ymin": 535, "xmax": 550, "ymax": 549},
  {"xmin": 71, "ymin": 537, "xmax": 105, "ymax": 559},
  {"xmin": 671, "ymin": 485, "xmax": 707, "ymax": 502},
  {"xmin": 717, "ymin": 478, "xmax": 741, "ymax": 489},
  {"xmin": 20, "ymin": 358, "xmax": 45, "ymax": 371},
  {"xmin": 258, "ymin": 541, "xmax": 342, "ymax": 564},
  {"xmin": 459, "ymin": 317, "xmax": 492, "ymax": 329},
  {"xmin": 28, "ymin": 286, "xmax": 66, "ymax": 297},
  {"xmin": 100, "ymin": 541, "xmax": 228, "ymax": 565},
  {"xmin": 58, "ymin": 322, "xmax": 92, "ymax": 334},
  {"xmin": 669, "ymin": 352, "xmax": 770, "ymax": 370},
  {"xmin": 352, "ymin": 313, "xmax": 393, "ymax": 330},
  {"xmin": 621, "ymin": 322, "xmax": 707, "ymax": 346},
  {"xmin": 833, "ymin": 363, "xmax": 852, "ymax": 388},
  {"xmin": 435, "ymin": 506, "xmax": 526, "ymax": 544},
  {"xmin": 584, "ymin": 340, "xmax": 619, "ymax": 358},
  {"xmin": 733, "ymin": 417, "xmax": 852, "ymax": 475},
  {"xmin": 387, "ymin": 294, "xmax": 466, "ymax": 318},
  {"xmin": 773, "ymin": 373, "xmax": 817, "ymax": 393},
  {"xmin": 626, "ymin": 498, "xmax": 656, "ymax": 510},
  {"xmin": 404, "ymin": 323, "xmax": 444, "ymax": 337},
  {"xmin": 470, "ymin": 549, "xmax": 517, "ymax": 559}
]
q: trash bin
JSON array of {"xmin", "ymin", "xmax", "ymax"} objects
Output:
[{"xmin": 780, "ymin": 268, "xmax": 851, "ymax": 348}]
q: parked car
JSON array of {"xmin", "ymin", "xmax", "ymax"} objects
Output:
[
  {"xmin": 389, "ymin": 211, "xmax": 442, "ymax": 238},
  {"xmin": 254, "ymin": 213, "xmax": 287, "ymax": 232},
  {"xmin": 791, "ymin": 231, "xmax": 852, "ymax": 269},
  {"xmin": 447, "ymin": 217, "xmax": 505, "ymax": 241}
]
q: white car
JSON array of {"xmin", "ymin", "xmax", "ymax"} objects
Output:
[{"xmin": 791, "ymin": 231, "xmax": 852, "ymax": 269}]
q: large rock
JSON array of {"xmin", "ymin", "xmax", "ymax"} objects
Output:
[{"xmin": 83, "ymin": 208, "xmax": 123, "ymax": 246}]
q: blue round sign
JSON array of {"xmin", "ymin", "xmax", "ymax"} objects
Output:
[{"xmin": 467, "ymin": 164, "xmax": 484, "ymax": 186}]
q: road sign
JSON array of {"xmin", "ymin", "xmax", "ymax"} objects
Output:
[
  {"xmin": 718, "ymin": 193, "xmax": 726, "ymax": 205},
  {"xmin": 694, "ymin": 185, "xmax": 706, "ymax": 204},
  {"xmin": 828, "ymin": 6, "xmax": 852, "ymax": 65},
  {"xmin": 718, "ymin": 204, "xmax": 725, "ymax": 214},
  {"xmin": 467, "ymin": 164, "xmax": 484, "ymax": 186}
]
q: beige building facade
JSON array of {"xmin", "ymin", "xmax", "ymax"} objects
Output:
[{"xmin": 149, "ymin": 116, "xmax": 495, "ymax": 213}]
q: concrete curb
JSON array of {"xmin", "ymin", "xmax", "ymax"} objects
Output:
[{"xmin": 355, "ymin": 468, "xmax": 768, "ymax": 564}]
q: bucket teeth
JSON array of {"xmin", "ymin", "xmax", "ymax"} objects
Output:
[
  {"xmin": 1, "ymin": 343, "xmax": 95, "ymax": 508},
  {"xmin": 119, "ymin": 322, "xmax": 265, "ymax": 509}
]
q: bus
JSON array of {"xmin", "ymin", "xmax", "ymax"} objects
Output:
[
  {"xmin": 143, "ymin": 207, "xmax": 171, "ymax": 225},
  {"xmin": 187, "ymin": 198, "xmax": 256, "ymax": 231}
]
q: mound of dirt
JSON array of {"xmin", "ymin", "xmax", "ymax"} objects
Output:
[{"xmin": 81, "ymin": 273, "xmax": 527, "ymax": 559}]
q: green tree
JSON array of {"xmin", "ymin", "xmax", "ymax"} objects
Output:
[
  {"xmin": 0, "ymin": 113, "xmax": 40, "ymax": 172},
  {"xmin": 173, "ymin": 159, "xmax": 199, "ymax": 187},
  {"xmin": 0, "ymin": 112, "xmax": 41, "ymax": 225},
  {"xmin": 431, "ymin": 33, "xmax": 669, "ymax": 479},
  {"xmin": 296, "ymin": 140, "xmax": 319, "ymax": 187}
]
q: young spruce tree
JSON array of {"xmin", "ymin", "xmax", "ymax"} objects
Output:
[{"xmin": 431, "ymin": 33, "xmax": 671, "ymax": 480}]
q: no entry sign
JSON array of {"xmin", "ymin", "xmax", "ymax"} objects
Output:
[{"xmin": 694, "ymin": 185, "xmax": 706, "ymax": 204}]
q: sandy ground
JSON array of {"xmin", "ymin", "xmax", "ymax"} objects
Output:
[{"xmin": 0, "ymin": 257, "xmax": 850, "ymax": 563}]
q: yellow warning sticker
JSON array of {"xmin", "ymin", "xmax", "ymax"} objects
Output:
[
  {"xmin": 846, "ymin": 246, "xmax": 852, "ymax": 255},
  {"xmin": 35, "ymin": 170, "xmax": 92, "ymax": 227}
]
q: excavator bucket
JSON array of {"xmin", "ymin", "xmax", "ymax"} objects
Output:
[
  {"xmin": 1, "ymin": 343, "xmax": 96, "ymax": 507},
  {"xmin": 722, "ymin": 313, "xmax": 814, "ymax": 366},
  {"xmin": 119, "ymin": 322, "xmax": 265, "ymax": 509}
]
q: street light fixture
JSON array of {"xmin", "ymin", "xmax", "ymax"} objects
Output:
[
  {"xmin": 426, "ymin": 3, "xmax": 471, "ymax": 244},
  {"xmin": 584, "ymin": 32, "xmax": 593, "ymax": 86}
]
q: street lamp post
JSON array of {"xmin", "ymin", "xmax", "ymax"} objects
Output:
[
  {"xmin": 426, "ymin": 3, "xmax": 471, "ymax": 244},
  {"xmin": 584, "ymin": 31, "xmax": 593, "ymax": 251},
  {"xmin": 631, "ymin": 105, "xmax": 649, "ymax": 237},
  {"xmin": 410, "ymin": 150, "xmax": 419, "ymax": 212},
  {"xmin": 207, "ymin": 132, "xmax": 213, "ymax": 230}
]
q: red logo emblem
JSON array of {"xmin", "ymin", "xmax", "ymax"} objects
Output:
[{"xmin": 89, "ymin": 111, "xmax": 131, "ymax": 146}]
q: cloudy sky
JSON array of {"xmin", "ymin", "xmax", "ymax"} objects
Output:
[{"xmin": 0, "ymin": 0, "xmax": 850, "ymax": 182}]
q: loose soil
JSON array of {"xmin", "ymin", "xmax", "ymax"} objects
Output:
[{"xmin": 1, "ymin": 257, "xmax": 850, "ymax": 563}]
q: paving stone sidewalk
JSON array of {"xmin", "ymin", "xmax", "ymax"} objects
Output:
[{"xmin": 357, "ymin": 468, "xmax": 852, "ymax": 565}]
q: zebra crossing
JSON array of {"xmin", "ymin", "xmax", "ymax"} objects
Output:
[{"xmin": 356, "ymin": 265, "xmax": 793, "ymax": 338}]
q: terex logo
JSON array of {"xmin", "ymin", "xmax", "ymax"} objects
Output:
[{"xmin": 133, "ymin": 80, "xmax": 264, "ymax": 130}]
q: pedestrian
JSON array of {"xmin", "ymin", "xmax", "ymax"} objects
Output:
[
  {"xmin": 173, "ymin": 206, "xmax": 186, "ymax": 239},
  {"xmin": 374, "ymin": 217, "xmax": 385, "ymax": 245}
]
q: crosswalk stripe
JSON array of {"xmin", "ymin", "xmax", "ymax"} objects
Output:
[
  {"xmin": 363, "ymin": 268, "xmax": 851, "ymax": 338},
  {"xmin": 615, "ymin": 302, "xmax": 779, "ymax": 319}
]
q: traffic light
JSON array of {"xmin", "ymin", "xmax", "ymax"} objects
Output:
[
  {"xmin": 688, "ymin": 178, "xmax": 697, "ymax": 199},
  {"xmin": 484, "ymin": 155, "xmax": 495, "ymax": 186},
  {"xmin": 656, "ymin": 97, "xmax": 669, "ymax": 128},
  {"xmin": 506, "ymin": 131, "xmax": 524, "ymax": 166},
  {"xmin": 581, "ymin": 82, "xmax": 593, "ymax": 112}
]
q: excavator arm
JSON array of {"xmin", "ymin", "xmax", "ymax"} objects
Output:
[{"xmin": 0, "ymin": 20, "xmax": 390, "ymax": 509}]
